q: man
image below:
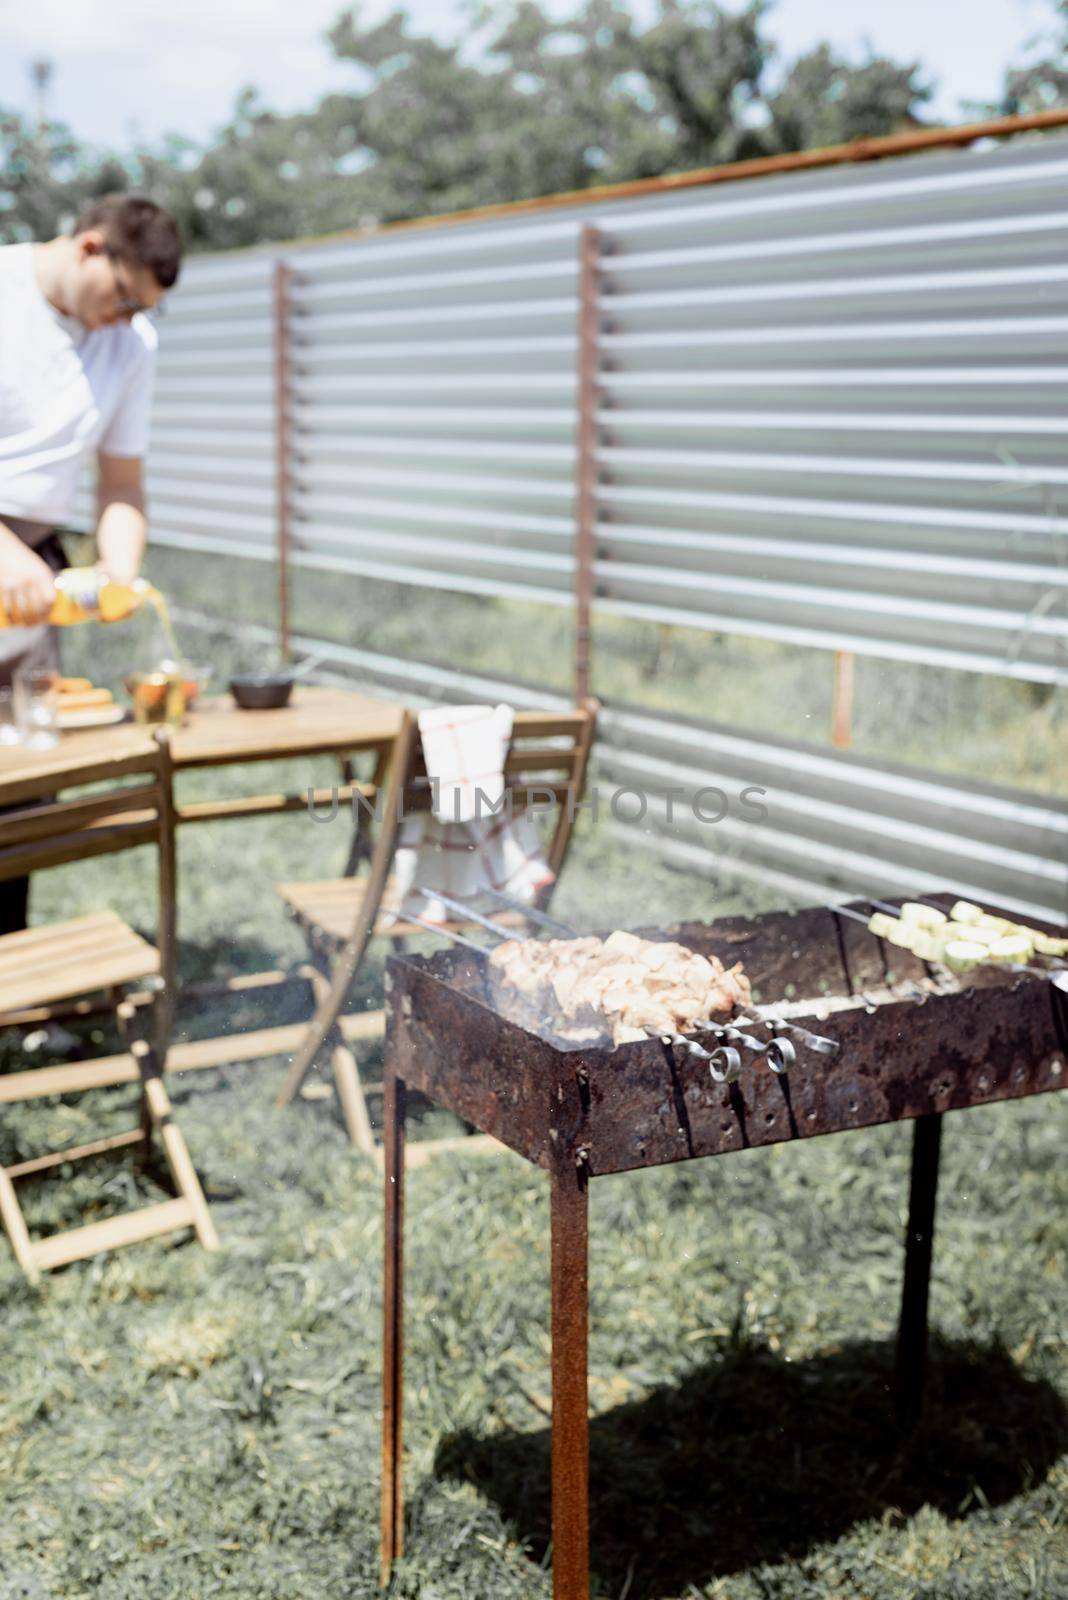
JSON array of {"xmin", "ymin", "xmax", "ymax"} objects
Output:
[
  {"xmin": 0, "ymin": 193, "xmax": 179, "ymax": 653},
  {"xmin": 0, "ymin": 193, "xmax": 180, "ymax": 932}
]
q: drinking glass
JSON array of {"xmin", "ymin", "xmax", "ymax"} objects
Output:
[
  {"xmin": 125, "ymin": 668, "xmax": 186, "ymax": 727},
  {"xmin": 0, "ymin": 686, "xmax": 21, "ymax": 746},
  {"xmin": 15, "ymin": 668, "xmax": 60, "ymax": 750}
]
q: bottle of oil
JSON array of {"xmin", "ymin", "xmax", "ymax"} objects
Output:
[{"xmin": 0, "ymin": 569, "xmax": 153, "ymax": 627}]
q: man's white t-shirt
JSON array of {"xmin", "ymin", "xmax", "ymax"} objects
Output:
[{"xmin": 0, "ymin": 241, "xmax": 157, "ymax": 529}]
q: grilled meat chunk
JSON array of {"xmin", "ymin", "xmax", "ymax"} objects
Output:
[{"xmin": 488, "ymin": 932, "xmax": 750, "ymax": 1045}]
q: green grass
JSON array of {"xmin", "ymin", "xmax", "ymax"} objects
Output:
[
  {"xmin": 1, "ymin": 1040, "xmax": 1066, "ymax": 1599},
  {"xmin": 0, "ymin": 549, "xmax": 1065, "ymax": 1598}
]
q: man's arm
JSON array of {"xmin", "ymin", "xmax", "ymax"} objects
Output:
[{"xmin": 95, "ymin": 452, "xmax": 147, "ymax": 585}]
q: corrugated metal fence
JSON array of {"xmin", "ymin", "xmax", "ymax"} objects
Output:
[
  {"xmin": 74, "ymin": 129, "xmax": 1068, "ymax": 916},
  {"xmin": 114, "ymin": 130, "xmax": 1068, "ymax": 682}
]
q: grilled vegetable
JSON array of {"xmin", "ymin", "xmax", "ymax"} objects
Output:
[
  {"xmin": 900, "ymin": 902, "xmax": 948, "ymax": 930},
  {"xmin": 909, "ymin": 930, "xmax": 948, "ymax": 962},
  {"xmin": 944, "ymin": 940, "xmax": 989, "ymax": 972},
  {"xmin": 872, "ymin": 897, "xmax": 1064, "ymax": 972},
  {"xmin": 953, "ymin": 902, "xmax": 1067, "ymax": 958},
  {"xmin": 976, "ymin": 914, "xmax": 1016, "ymax": 936},
  {"xmin": 988, "ymin": 934, "xmax": 1034, "ymax": 964}
]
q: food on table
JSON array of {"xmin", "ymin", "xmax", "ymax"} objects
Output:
[
  {"xmin": 57, "ymin": 678, "xmax": 115, "ymax": 710},
  {"xmin": 489, "ymin": 927, "xmax": 751, "ymax": 1046},
  {"xmin": 56, "ymin": 686, "xmax": 114, "ymax": 710},
  {"xmin": 51, "ymin": 677, "xmax": 129, "ymax": 730}
]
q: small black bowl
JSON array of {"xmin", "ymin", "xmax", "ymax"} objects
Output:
[{"xmin": 229, "ymin": 673, "xmax": 294, "ymax": 710}]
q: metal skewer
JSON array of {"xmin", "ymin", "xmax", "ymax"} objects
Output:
[
  {"xmin": 827, "ymin": 902, "xmax": 874, "ymax": 927},
  {"xmin": 868, "ymin": 896, "xmax": 911, "ymax": 917},
  {"xmin": 412, "ymin": 885, "xmax": 527, "ymax": 945},
  {"xmin": 383, "ymin": 907, "xmax": 489, "ymax": 956},
  {"xmin": 479, "ymin": 887, "xmax": 576, "ymax": 938},
  {"xmin": 729, "ymin": 1024, "xmax": 796, "ymax": 1075}
]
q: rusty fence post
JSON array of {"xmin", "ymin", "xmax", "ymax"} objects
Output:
[
  {"xmin": 273, "ymin": 258, "xmax": 293, "ymax": 661},
  {"xmin": 575, "ymin": 225, "xmax": 600, "ymax": 705},
  {"xmin": 832, "ymin": 649, "xmax": 855, "ymax": 749}
]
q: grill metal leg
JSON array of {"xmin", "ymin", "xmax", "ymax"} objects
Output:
[
  {"xmin": 380, "ymin": 1067, "xmax": 407, "ymax": 1586},
  {"xmin": 894, "ymin": 1111, "xmax": 942, "ymax": 1425},
  {"xmin": 550, "ymin": 1160, "xmax": 589, "ymax": 1600}
]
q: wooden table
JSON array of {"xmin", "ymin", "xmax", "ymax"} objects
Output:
[
  {"xmin": 0, "ymin": 685, "xmax": 405, "ymax": 813},
  {"xmin": 0, "ymin": 685, "xmax": 407, "ymax": 1081}
]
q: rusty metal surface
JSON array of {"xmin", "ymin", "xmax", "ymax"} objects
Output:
[
  {"xmin": 385, "ymin": 955, "xmax": 566, "ymax": 1166},
  {"xmin": 382, "ymin": 896, "xmax": 1066, "ymax": 1600},
  {"xmin": 641, "ymin": 904, "xmax": 931, "ymax": 999},
  {"xmin": 379, "ymin": 1065, "xmax": 406, "ymax": 1587},
  {"xmin": 385, "ymin": 899, "xmax": 1068, "ymax": 1179},
  {"xmin": 895, "ymin": 1113, "xmax": 942, "ymax": 1425},
  {"xmin": 550, "ymin": 1158, "xmax": 590, "ymax": 1600}
]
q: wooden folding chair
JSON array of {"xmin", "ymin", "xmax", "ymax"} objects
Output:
[
  {"xmin": 275, "ymin": 700, "xmax": 598, "ymax": 1155},
  {"xmin": 0, "ymin": 730, "xmax": 218, "ymax": 1280}
]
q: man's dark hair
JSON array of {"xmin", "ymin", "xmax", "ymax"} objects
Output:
[{"xmin": 72, "ymin": 194, "xmax": 182, "ymax": 290}]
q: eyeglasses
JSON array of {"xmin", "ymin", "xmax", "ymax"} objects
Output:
[{"xmin": 107, "ymin": 251, "xmax": 166, "ymax": 321}]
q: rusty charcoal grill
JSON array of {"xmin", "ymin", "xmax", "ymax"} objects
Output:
[{"xmin": 379, "ymin": 895, "xmax": 1068, "ymax": 1600}]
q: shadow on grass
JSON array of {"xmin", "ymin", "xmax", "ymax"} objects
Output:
[
  {"xmin": 176, "ymin": 933, "xmax": 307, "ymax": 993},
  {"xmin": 173, "ymin": 933, "xmax": 386, "ymax": 1038},
  {"xmin": 435, "ymin": 1336, "xmax": 1068, "ymax": 1598},
  {"xmin": 0, "ymin": 936, "xmax": 311, "ymax": 1076}
]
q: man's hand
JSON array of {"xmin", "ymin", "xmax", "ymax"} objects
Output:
[{"xmin": 0, "ymin": 534, "xmax": 56, "ymax": 625}]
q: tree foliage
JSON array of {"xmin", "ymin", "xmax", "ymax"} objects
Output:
[
  {"xmin": 1, "ymin": 0, "xmax": 936, "ymax": 253},
  {"xmin": 0, "ymin": 110, "xmax": 131, "ymax": 242},
  {"xmin": 998, "ymin": 0, "xmax": 1068, "ymax": 114}
]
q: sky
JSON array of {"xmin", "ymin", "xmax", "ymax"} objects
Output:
[{"xmin": 0, "ymin": 0, "xmax": 1054, "ymax": 152}]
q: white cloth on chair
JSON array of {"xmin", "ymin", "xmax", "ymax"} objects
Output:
[
  {"xmin": 389, "ymin": 704, "xmax": 555, "ymax": 925},
  {"xmin": 417, "ymin": 702, "xmax": 512, "ymax": 823}
]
